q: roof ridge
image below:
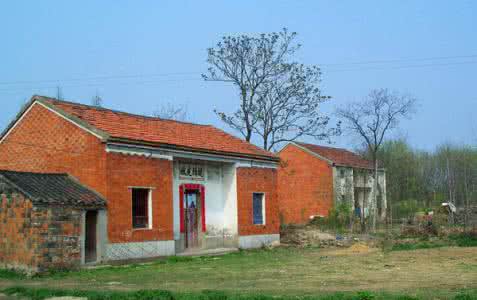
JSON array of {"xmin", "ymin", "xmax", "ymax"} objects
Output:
[
  {"xmin": 33, "ymin": 95, "xmax": 213, "ymax": 127},
  {"xmin": 295, "ymin": 142, "xmax": 376, "ymax": 169},
  {"xmin": 210, "ymin": 126, "xmax": 276, "ymax": 157},
  {"xmin": 296, "ymin": 142, "xmax": 351, "ymax": 152}
]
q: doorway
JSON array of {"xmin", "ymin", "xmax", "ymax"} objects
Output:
[
  {"xmin": 85, "ymin": 210, "xmax": 97, "ymax": 263},
  {"xmin": 184, "ymin": 190, "xmax": 200, "ymax": 248}
]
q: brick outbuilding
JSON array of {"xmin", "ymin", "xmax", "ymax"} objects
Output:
[
  {"xmin": 0, "ymin": 170, "xmax": 106, "ymax": 273},
  {"xmin": 277, "ymin": 142, "xmax": 386, "ymax": 225},
  {"xmin": 0, "ymin": 95, "xmax": 280, "ymax": 270}
]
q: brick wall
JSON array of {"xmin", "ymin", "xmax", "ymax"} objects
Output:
[
  {"xmin": 0, "ymin": 102, "xmax": 178, "ymax": 245},
  {"xmin": 106, "ymin": 152, "xmax": 174, "ymax": 243},
  {"xmin": 236, "ymin": 167, "xmax": 279, "ymax": 236},
  {"xmin": 277, "ymin": 144, "xmax": 334, "ymax": 225},
  {"xmin": 0, "ymin": 188, "xmax": 82, "ymax": 273},
  {"xmin": 0, "ymin": 102, "xmax": 108, "ymax": 196}
]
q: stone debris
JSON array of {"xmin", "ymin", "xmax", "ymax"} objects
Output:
[{"xmin": 280, "ymin": 226, "xmax": 355, "ymax": 248}]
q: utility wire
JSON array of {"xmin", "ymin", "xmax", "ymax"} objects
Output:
[
  {"xmin": 324, "ymin": 60, "xmax": 477, "ymax": 73},
  {"xmin": 0, "ymin": 77, "xmax": 203, "ymax": 92},
  {"xmin": 319, "ymin": 54, "xmax": 477, "ymax": 66},
  {"xmin": 0, "ymin": 71, "xmax": 201, "ymax": 86},
  {"xmin": 0, "ymin": 54, "xmax": 475, "ymax": 93},
  {"xmin": 0, "ymin": 54, "xmax": 476, "ymax": 86}
]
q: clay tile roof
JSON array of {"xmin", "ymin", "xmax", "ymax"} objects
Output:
[
  {"xmin": 35, "ymin": 96, "xmax": 276, "ymax": 161},
  {"xmin": 0, "ymin": 170, "xmax": 106, "ymax": 207},
  {"xmin": 296, "ymin": 142, "xmax": 374, "ymax": 169}
]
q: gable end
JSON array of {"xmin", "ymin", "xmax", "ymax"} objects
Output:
[
  {"xmin": 280, "ymin": 143, "xmax": 334, "ymax": 165},
  {"xmin": 0, "ymin": 97, "xmax": 109, "ymax": 144}
]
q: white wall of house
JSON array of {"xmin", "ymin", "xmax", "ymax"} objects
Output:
[
  {"xmin": 222, "ymin": 163, "xmax": 238, "ymax": 235},
  {"xmin": 172, "ymin": 160, "xmax": 238, "ymax": 242},
  {"xmin": 333, "ymin": 166, "xmax": 387, "ymax": 219}
]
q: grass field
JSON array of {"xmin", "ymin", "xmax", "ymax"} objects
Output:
[{"xmin": 1, "ymin": 246, "xmax": 476, "ymax": 299}]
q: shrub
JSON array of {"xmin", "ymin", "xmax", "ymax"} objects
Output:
[
  {"xmin": 0, "ymin": 269, "xmax": 26, "ymax": 279},
  {"xmin": 449, "ymin": 232, "xmax": 477, "ymax": 247},
  {"xmin": 354, "ymin": 291, "xmax": 375, "ymax": 300},
  {"xmin": 310, "ymin": 201, "xmax": 352, "ymax": 233}
]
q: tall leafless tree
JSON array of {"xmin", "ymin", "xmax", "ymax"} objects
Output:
[
  {"xmin": 203, "ymin": 29, "xmax": 338, "ymax": 149},
  {"xmin": 254, "ymin": 64, "xmax": 339, "ymax": 150},
  {"xmin": 336, "ymin": 88, "xmax": 417, "ymax": 231}
]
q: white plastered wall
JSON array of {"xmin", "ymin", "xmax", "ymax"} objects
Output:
[{"xmin": 172, "ymin": 160, "xmax": 238, "ymax": 243}]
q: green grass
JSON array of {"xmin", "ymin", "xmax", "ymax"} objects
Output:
[
  {"xmin": 391, "ymin": 232, "xmax": 477, "ymax": 251},
  {"xmin": 1, "ymin": 247, "xmax": 476, "ymax": 298},
  {"xmin": 391, "ymin": 241, "xmax": 446, "ymax": 251},
  {"xmin": 449, "ymin": 233, "xmax": 477, "ymax": 247},
  {"xmin": 3, "ymin": 286, "xmax": 477, "ymax": 300},
  {"xmin": 0, "ymin": 268, "xmax": 26, "ymax": 279}
]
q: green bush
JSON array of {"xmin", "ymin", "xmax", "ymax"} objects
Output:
[
  {"xmin": 391, "ymin": 242, "xmax": 444, "ymax": 251},
  {"xmin": 354, "ymin": 291, "xmax": 375, "ymax": 300},
  {"xmin": 449, "ymin": 233, "xmax": 477, "ymax": 247},
  {"xmin": 0, "ymin": 269, "xmax": 26, "ymax": 279},
  {"xmin": 311, "ymin": 201, "xmax": 352, "ymax": 233}
]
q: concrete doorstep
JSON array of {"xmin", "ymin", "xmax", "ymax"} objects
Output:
[{"xmin": 177, "ymin": 247, "xmax": 239, "ymax": 257}]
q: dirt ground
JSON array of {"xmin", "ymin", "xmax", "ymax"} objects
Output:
[{"xmin": 0, "ymin": 246, "xmax": 476, "ymax": 297}]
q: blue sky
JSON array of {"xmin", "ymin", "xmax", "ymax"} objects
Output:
[{"xmin": 1, "ymin": 1, "xmax": 476, "ymax": 151}]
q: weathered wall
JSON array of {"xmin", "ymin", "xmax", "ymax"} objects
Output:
[
  {"xmin": 0, "ymin": 102, "xmax": 108, "ymax": 196},
  {"xmin": 105, "ymin": 152, "xmax": 174, "ymax": 243},
  {"xmin": 277, "ymin": 145, "xmax": 334, "ymax": 224},
  {"xmin": 236, "ymin": 167, "xmax": 279, "ymax": 235},
  {"xmin": 0, "ymin": 189, "xmax": 82, "ymax": 273},
  {"xmin": 333, "ymin": 166, "xmax": 355, "ymax": 204},
  {"xmin": 334, "ymin": 167, "xmax": 387, "ymax": 219}
]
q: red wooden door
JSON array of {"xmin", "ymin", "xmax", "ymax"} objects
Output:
[{"xmin": 184, "ymin": 191, "xmax": 199, "ymax": 248}]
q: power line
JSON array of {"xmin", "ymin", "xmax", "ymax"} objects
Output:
[
  {"xmin": 1, "ymin": 54, "xmax": 476, "ymax": 87},
  {"xmin": 324, "ymin": 60, "xmax": 477, "ymax": 73},
  {"xmin": 0, "ymin": 71, "xmax": 201, "ymax": 86},
  {"xmin": 0, "ymin": 54, "xmax": 475, "ymax": 93},
  {"xmin": 0, "ymin": 77, "xmax": 203, "ymax": 93},
  {"xmin": 319, "ymin": 54, "xmax": 477, "ymax": 66}
]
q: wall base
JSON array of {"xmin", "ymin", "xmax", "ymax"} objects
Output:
[
  {"xmin": 105, "ymin": 240, "xmax": 175, "ymax": 260},
  {"xmin": 238, "ymin": 234, "xmax": 280, "ymax": 249}
]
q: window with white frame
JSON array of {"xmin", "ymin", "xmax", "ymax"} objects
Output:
[
  {"xmin": 253, "ymin": 192, "xmax": 265, "ymax": 225},
  {"xmin": 132, "ymin": 188, "xmax": 152, "ymax": 229},
  {"xmin": 179, "ymin": 163, "xmax": 204, "ymax": 179}
]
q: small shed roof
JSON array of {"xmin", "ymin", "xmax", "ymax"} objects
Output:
[{"xmin": 0, "ymin": 170, "xmax": 106, "ymax": 208}]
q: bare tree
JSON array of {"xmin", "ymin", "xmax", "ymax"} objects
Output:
[
  {"xmin": 152, "ymin": 102, "xmax": 188, "ymax": 121},
  {"xmin": 204, "ymin": 29, "xmax": 335, "ymax": 147},
  {"xmin": 254, "ymin": 64, "xmax": 339, "ymax": 150},
  {"xmin": 336, "ymin": 88, "xmax": 417, "ymax": 231},
  {"xmin": 91, "ymin": 91, "xmax": 103, "ymax": 107}
]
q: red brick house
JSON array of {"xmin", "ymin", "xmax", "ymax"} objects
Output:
[
  {"xmin": 277, "ymin": 142, "xmax": 386, "ymax": 225},
  {"xmin": 0, "ymin": 95, "xmax": 280, "ymax": 270}
]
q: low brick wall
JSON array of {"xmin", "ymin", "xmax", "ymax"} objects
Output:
[{"xmin": 0, "ymin": 190, "xmax": 82, "ymax": 274}]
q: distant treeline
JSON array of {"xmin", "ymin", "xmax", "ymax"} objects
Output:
[{"xmin": 366, "ymin": 139, "xmax": 477, "ymax": 219}]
